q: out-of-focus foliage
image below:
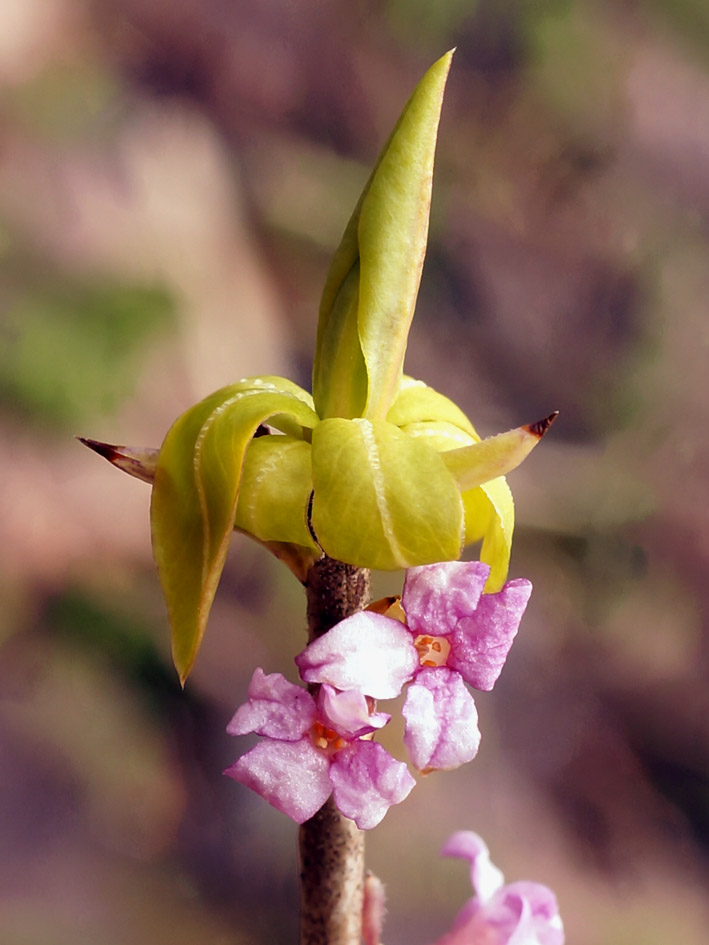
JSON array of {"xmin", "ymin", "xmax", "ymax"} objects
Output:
[
  {"xmin": 640, "ymin": 0, "xmax": 709, "ymax": 59},
  {"xmin": 0, "ymin": 263, "xmax": 174, "ymax": 427}
]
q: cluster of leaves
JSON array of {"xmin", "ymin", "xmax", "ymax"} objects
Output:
[
  {"xmin": 83, "ymin": 53, "xmax": 553, "ymax": 688},
  {"xmin": 147, "ymin": 53, "xmax": 552, "ymax": 682}
]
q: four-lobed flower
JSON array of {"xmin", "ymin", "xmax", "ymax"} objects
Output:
[
  {"xmin": 432, "ymin": 831, "xmax": 564, "ymax": 945},
  {"xmin": 224, "ymin": 667, "xmax": 415, "ymax": 829},
  {"xmin": 296, "ymin": 560, "xmax": 531, "ymax": 771}
]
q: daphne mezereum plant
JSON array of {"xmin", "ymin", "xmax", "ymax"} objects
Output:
[{"xmin": 82, "ymin": 50, "xmax": 562, "ymax": 945}]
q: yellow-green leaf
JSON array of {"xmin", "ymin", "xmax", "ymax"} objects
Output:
[
  {"xmin": 235, "ymin": 435, "xmax": 318, "ymax": 549},
  {"xmin": 312, "ymin": 260, "xmax": 368, "ymax": 419},
  {"xmin": 397, "ymin": 413, "xmax": 515, "ymax": 591},
  {"xmin": 440, "ymin": 415, "xmax": 557, "ymax": 493},
  {"xmin": 151, "ymin": 381, "xmax": 319, "ymax": 683},
  {"xmin": 358, "ymin": 51, "xmax": 453, "ymax": 420},
  {"xmin": 462, "ymin": 477, "xmax": 514, "ymax": 592},
  {"xmin": 310, "ymin": 416, "xmax": 463, "ymax": 570},
  {"xmin": 387, "ymin": 376, "xmax": 479, "ymax": 436},
  {"xmin": 313, "ymin": 51, "xmax": 454, "ymax": 422}
]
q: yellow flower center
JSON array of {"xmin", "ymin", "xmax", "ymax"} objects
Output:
[
  {"xmin": 414, "ymin": 634, "xmax": 451, "ymax": 668},
  {"xmin": 311, "ymin": 720, "xmax": 347, "ymax": 753}
]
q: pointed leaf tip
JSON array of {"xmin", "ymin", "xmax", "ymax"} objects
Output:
[
  {"xmin": 78, "ymin": 436, "xmax": 158, "ymax": 485},
  {"xmin": 77, "ymin": 435, "xmax": 112, "ymax": 457},
  {"xmin": 524, "ymin": 411, "xmax": 559, "ymax": 439},
  {"xmin": 357, "ymin": 50, "xmax": 454, "ymax": 420},
  {"xmin": 441, "ymin": 412, "xmax": 557, "ymax": 494}
]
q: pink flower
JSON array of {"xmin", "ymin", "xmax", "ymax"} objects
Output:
[
  {"xmin": 433, "ymin": 831, "xmax": 564, "ymax": 945},
  {"xmin": 224, "ymin": 669, "xmax": 415, "ymax": 829},
  {"xmin": 296, "ymin": 561, "xmax": 531, "ymax": 771}
]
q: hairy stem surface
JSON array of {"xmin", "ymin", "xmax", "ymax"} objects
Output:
[{"xmin": 300, "ymin": 557, "xmax": 370, "ymax": 945}]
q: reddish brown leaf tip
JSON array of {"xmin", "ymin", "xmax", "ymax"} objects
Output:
[
  {"xmin": 76, "ymin": 436, "xmax": 120, "ymax": 461},
  {"xmin": 77, "ymin": 436, "xmax": 158, "ymax": 484},
  {"xmin": 524, "ymin": 411, "xmax": 559, "ymax": 439}
]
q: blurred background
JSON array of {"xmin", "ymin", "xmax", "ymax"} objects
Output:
[{"xmin": 1, "ymin": 0, "xmax": 708, "ymax": 942}]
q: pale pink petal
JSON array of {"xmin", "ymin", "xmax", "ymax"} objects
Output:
[
  {"xmin": 402, "ymin": 668, "xmax": 481, "ymax": 771},
  {"xmin": 436, "ymin": 894, "xmax": 523, "ymax": 945},
  {"xmin": 505, "ymin": 882, "xmax": 561, "ymax": 926},
  {"xmin": 226, "ymin": 668, "xmax": 316, "ymax": 740},
  {"xmin": 319, "ymin": 685, "xmax": 390, "ymax": 739},
  {"xmin": 434, "ymin": 832, "xmax": 565, "ymax": 945},
  {"xmin": 224, "ymin": 737, "xmax": 331, "ymax": 823},
  {"xmin": 329, "ymin": 742, "xmax": 415, "ymax": 830},
  {"xmin": 448, "ymin": 580, "xmax": 532, "ymax": 691},
  {"xmin": 502, "ymin": 884, "xmax": 564, "ymax": 945},
  {"xmin": 441, "ymin": 831, "xmax": 504, "ymax": 901},
  {"xmin": 452, "ymin": 885, "xmax": 563, "ymax": 945},
  {"xmin": 402, "ymin": 562, "xmax": 489, "ymax": 635},
  {"xmin": 296, "ymin": 611, "xmax": 418, "ymax": 699}
]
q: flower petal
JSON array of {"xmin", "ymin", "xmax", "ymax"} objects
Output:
[
  {"xmin": 329, "ymin": 741, "xmax": 415, "ymax": 830},
  {"xmin": 436, "ymin": 895, "xmax": 523, "ymax": 945},
  {"xmin": 447, "ymin": 885, "xmax": 563, "ymax": 945},
  {"xmin": 502, "ymin": 882, "xmax": 565, "ymax": 945},
  {"xmin": 402, "ymin": 562, "xmax": 489, "ymax": 635},
  {"xmin": 441, "ymin": 831, "xmax": 505, "ymax": 901},
  {"xmin": 448, "ymin": 579, "xmax": 532, "ymax": 691},
  {"xmin": 436, "ymin": 833, "xmax": 565, "ymax": 945},
  {"xmin": 402, "ymin": 668, "xmax": 481, "ymax": 771},
  {"xmin": 319, "ymin": 685, "xmax": 390, "ymax": 739},
  {"xmin": 296, "ymin": 611, "xmax": 418, "ymax": 699},
  {"xmin": 227, "ymin": 669, "xmax": 316, "ymax": 740},
  {"xmin": 224, "ymin": 737, "xmax": 331, "ymax": 824}
]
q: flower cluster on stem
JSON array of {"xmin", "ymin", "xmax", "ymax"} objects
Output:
[{"xmin": 225, "ymin": 560, "xmax": 531, "ymax": 827}]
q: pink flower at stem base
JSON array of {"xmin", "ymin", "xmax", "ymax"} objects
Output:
[
  {"xmin": 433, "ymin": 831, "xmax": 564, "ymax": 945},
  {"xmin": 296, "ymin": 561, "xmax": 532, "ymax": 771},
  {"xmin": 224, "ymin": 668, "xmax": 414, "ymax": 829}
]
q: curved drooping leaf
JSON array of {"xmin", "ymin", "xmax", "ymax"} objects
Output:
[
  {"xmin": 310, "ymin": 417, "xmax": 463, "ymax": 570},
  {"xmin": 235, "ymin": 435, "xmax": 318, "ymax": 548},
  {"xmin": 230, "ymin": 375, "xmax": 317, "ymax": 437},
  {"xmin": 313, "ymin": 51, "xmax": 454, "ymax": 422},
  {"xmin": 462, "ymin": 477, "xmax": 514, "ymax": 593},
  {"xmin": 151, "ymin": 381, "xmax": 319, "ymax": 683}
]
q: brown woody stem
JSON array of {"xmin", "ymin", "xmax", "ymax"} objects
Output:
[{"xmin": 299, "ymin": 557, "xmax": 371, "ymax": 945}]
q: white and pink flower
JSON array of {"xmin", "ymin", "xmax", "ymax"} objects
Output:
[
  {"xmin": 224, "ymin": 668, "xmax": 414, "ymax": 829},
  {"xmin": 296, "ymin": 561, "xmax": 531, "ymax": 771}
]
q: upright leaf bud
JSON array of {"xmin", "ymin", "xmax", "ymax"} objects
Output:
[{"xmin": 313, "ymin": 50, "xmax": 454, "ymax": 421}]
